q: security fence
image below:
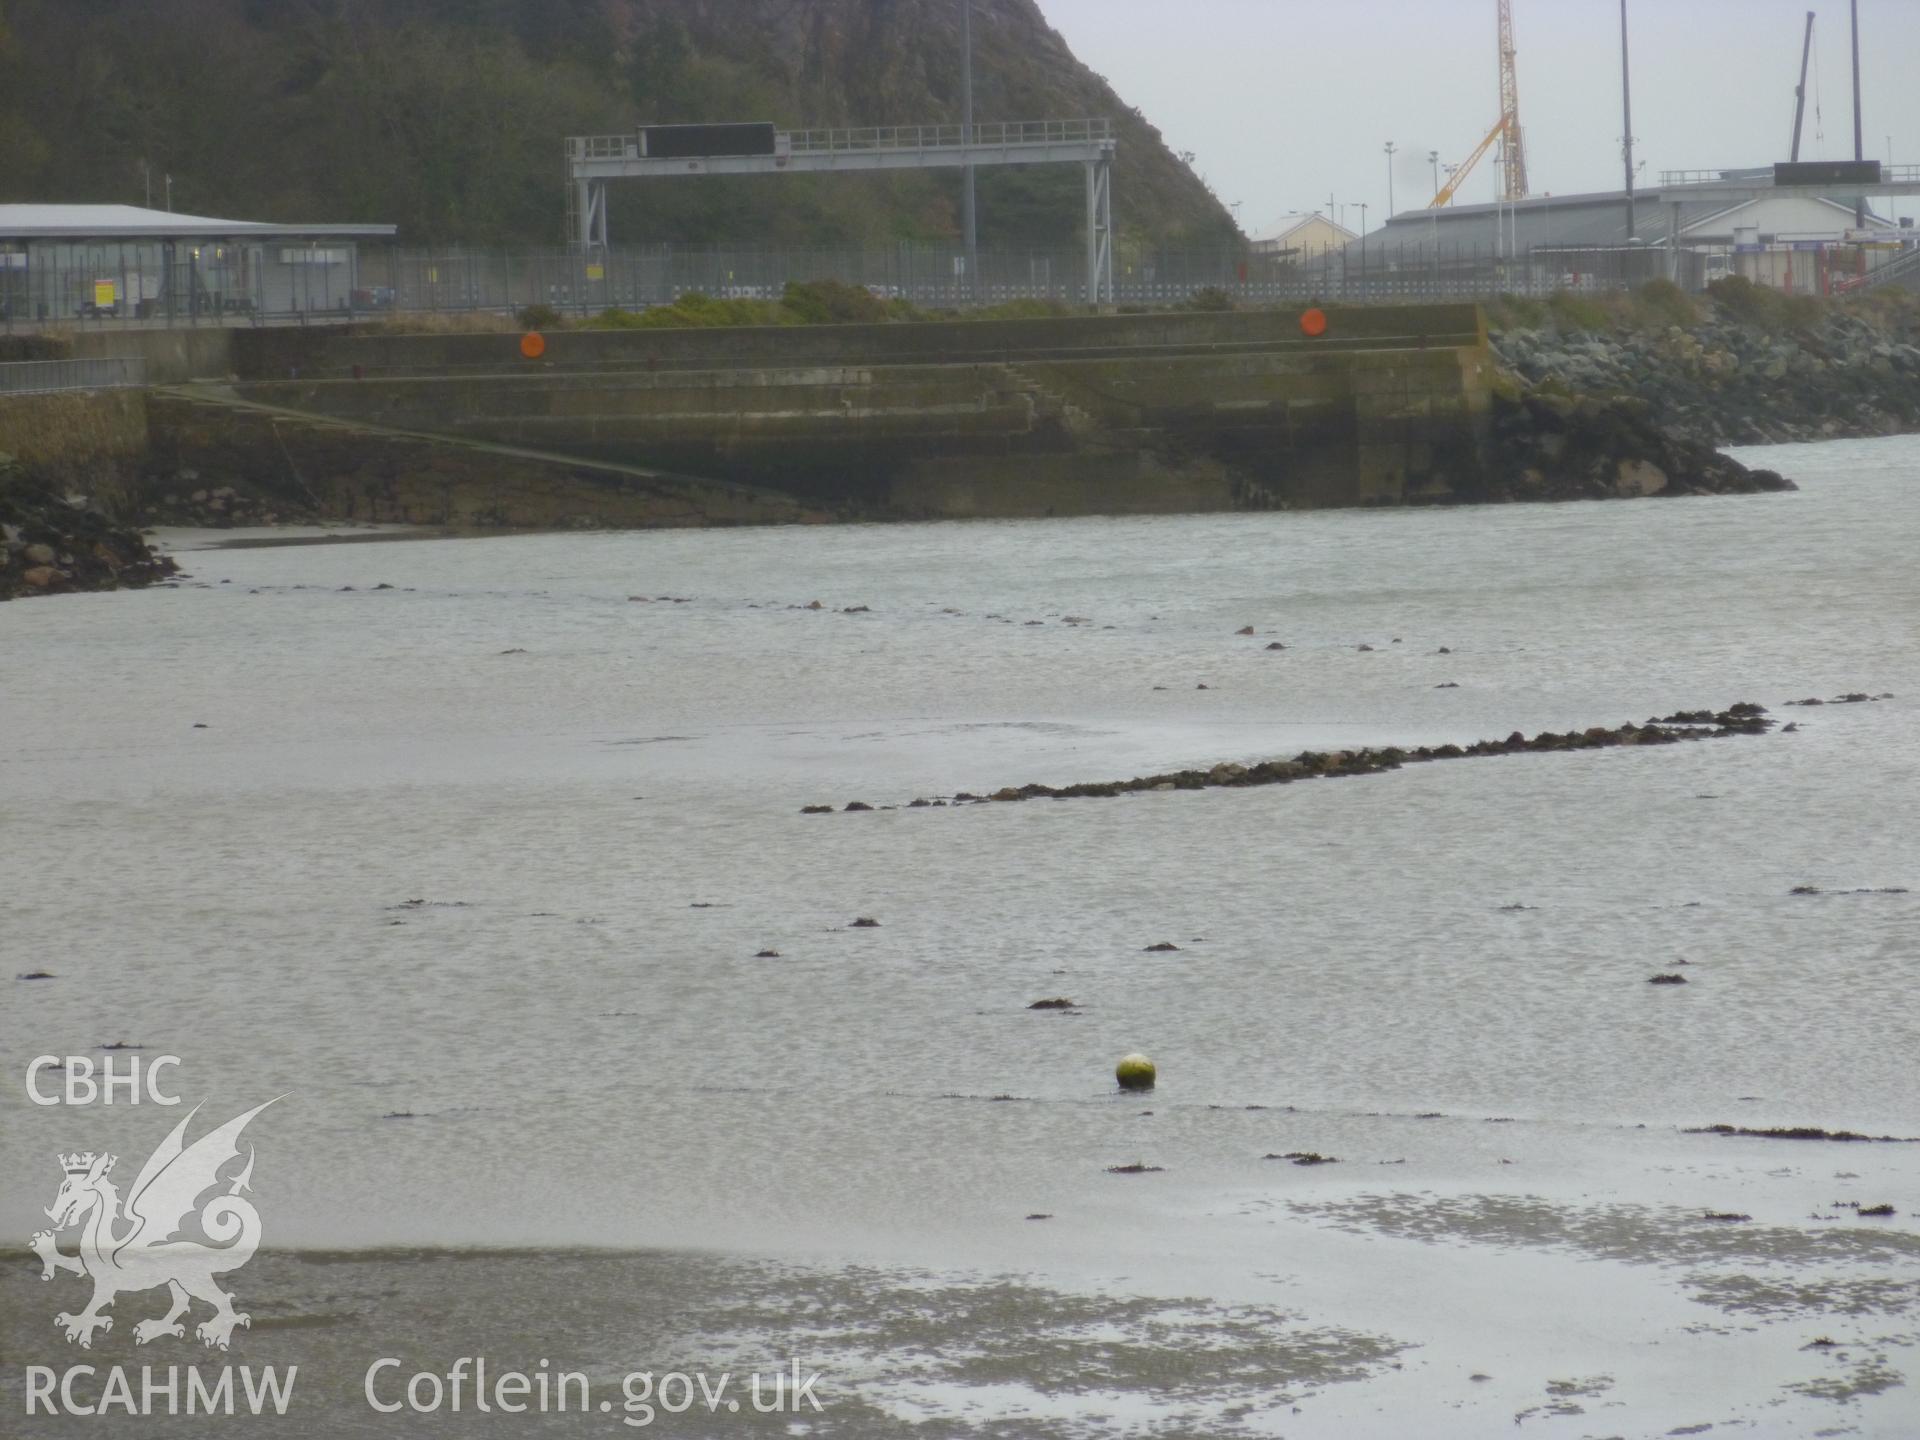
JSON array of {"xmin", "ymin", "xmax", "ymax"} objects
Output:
[
  {"xmin": 6, "ymin": 236, "xmax": 1906, "ymax": 334},
  {"xmin": 358, "ymin": 241, "xmax": 1716, "ymax": 315},
  {"xmin": 0, "ymin": 240, "xmax": 362, "ymax": 332},
  {"xmin": 0, "ymin": 356, "xmax": 147, "ymax": 395}
]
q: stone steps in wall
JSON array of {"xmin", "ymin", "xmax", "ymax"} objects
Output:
[{"xmin": 1001, "ymin": 363, "xmax": 1104, "ymax": 435}]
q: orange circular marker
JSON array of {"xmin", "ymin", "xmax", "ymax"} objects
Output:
[
  {"xmin": 1299, "ymin": 308, "xmax": 1329, "ymax": 338},
  {"xmin": 519, "ymin": 331, "xmax": 547, "ymax": 360}
]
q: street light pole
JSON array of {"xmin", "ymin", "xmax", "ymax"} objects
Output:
[
  {"xmin": 1358, "ymin": 201, "xmax": 1369, "ymax": 295},
  {"xmin": 1851, "ymin": 0, "xmax": 1866, "ymax": 228},
  {"xmin": 1384, "ymin": 141, "xmax": 1396, "ymax": 218},
  {"xmin": 961, "ymin": 0, "xmax": 977, "ymax": 300},
  {"xmin": 1621, "ymin": 0, "xmax": 1637, "ymax": 240},
  {"xmin": 1427, "ymin": 150, "xmax": 1440, "ymax": 277}
]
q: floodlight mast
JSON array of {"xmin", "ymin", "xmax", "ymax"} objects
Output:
[{"xmin": 1790, "ymin": 10, "xmax": 1815, "ymax": 162}]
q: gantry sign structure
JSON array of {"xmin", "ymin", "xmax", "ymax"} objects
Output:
[
  {"xmin": 566, "ymin": 119, "xmax": 1118, "ymax": 304},
  {"xmin": 1651, "ymin": 160, "xmax": 1920, "ymax": 278}
]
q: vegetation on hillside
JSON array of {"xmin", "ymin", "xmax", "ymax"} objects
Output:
[{"xmin": 0, "ymin": 0, "xmax": 1239, "ymax": 252}]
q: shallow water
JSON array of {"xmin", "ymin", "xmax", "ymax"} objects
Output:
[{"xmin": 4, "ymin": 435, "xmax": 1918, "ymax": 1435}]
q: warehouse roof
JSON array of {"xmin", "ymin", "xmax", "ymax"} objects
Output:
[
  {"xmin": 1252, "ymin": 212, "xmax": 1358, "ymax": 246},
  {"xmin": 0, "ymin": 204, "xmax": 396, "ymax": 241},
  {"xmin": 1349, "ymin": 189, "xmax": 1890, "ymax": 265}
]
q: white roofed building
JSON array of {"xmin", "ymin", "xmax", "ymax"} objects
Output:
[
  {"xmin": 1250, "ymin": 212, "xmax": 1358, "ymax": 266},
  {"xmin": 0, "ymin": 204, "xmax": 396, "ymax": 326},
  {"xmin": 1341, "ymin": 187, "xmax": 1909, "ymax": 295}
]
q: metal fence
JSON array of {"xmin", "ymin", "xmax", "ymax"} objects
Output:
[
  {"xmin": 354, "ymin": 241, "xmax": 1716, "ymax": 315},
  {"xmin": 5, "ymin": 237, "xmax": 1914, "ymax": 334},
  {"xmin": 0, "ymin": 243, "xmax": 363, "ymax": 333},
  {"xmin": 0, "ymin": 357, "xmax": 147, "ymax": 395},
  {"xmin": 1849, "ymin": 243, "xmax": 1920, "ymax": 292}
]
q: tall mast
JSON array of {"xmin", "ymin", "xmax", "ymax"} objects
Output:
[
  {"xmin": 1851, "ymin": 0, "xmax": 1865, "ymax": 227},
  {"xmin": 961, "ymin": 0, "xmax": 977, "ymax": 296},
  {"xmin": 1498, "ymin": 0, "xmax": 1529, "ymax": 200},
  {"xmin": 1621, "ymin": 0, "xmax": 1636, "ymax": 238},
  {"xmin": 1790, "ymin": 10, "xmax": 1815, "ymax": 162}
]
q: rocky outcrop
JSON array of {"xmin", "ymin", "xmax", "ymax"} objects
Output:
[
  {"xmin": 804, "ymin": 703, "xmax": 1782, "ymax": 811},
  {"xmin": 138, "ymin": 474, "xmax": 316, "ymax": 529},
  {"xmin": 1493, "ymin": 300, "xmax": 1920, "ymax": 446},
  {"xmin": 0, "ymin": 455, "xmax": 177, "ymax": 600},
  {"xmin": 1474, "ymin": 391, "xmax": 1794, "ymax": 503}
]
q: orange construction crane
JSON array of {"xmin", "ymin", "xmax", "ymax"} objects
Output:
[
  {"xmin": 1430, "ymin": 0, "xmax": 1531, "ymax": 207},
  {"xmin": 1498, "ymin": 0, "xmax": 1529, "ymax": 197},
  {"xmin": 1431, "ymin": 114, "xmax": 1508, "ymax": 208}
]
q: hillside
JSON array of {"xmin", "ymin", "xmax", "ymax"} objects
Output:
[{"xmin": 0, "ymin": 0, "xmax": 1239, "ymax": 252}]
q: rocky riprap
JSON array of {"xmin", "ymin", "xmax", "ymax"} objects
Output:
[
  {"xmin": 1493, "ymin": 302, "xmax": 1920, "ymax": 447},
  {"xmin": 1683, "ymin": 1124, "xmax": 1919, "ymax": 1144},
  {"xmin": 1478, "ymin": 391, "xmax": 1794, "ymax": 503},
  {"xmin": 0, "ymin": 454, "xmax": 177, "ymax": 600},
  {"xmin": 804, "ymin": 703, "xmax": 1782, "ymax": 811},
  {"xmin": 139, "ymin": 467, "xmax": 315, "ymax": 529}
]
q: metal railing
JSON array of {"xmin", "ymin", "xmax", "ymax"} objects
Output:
[
  {"xmin": 0, "ymin": 357, "xmax": 147, "ymax": 395},
  {"xmin": 1842, "ymin": 242, "xmax": 1920, "ymax": 292},
  {"xmin": 569, "ymin": 119, "xmax": 1113, "ymax": 164},
  {"xmin": 570, "ymin": 135, "xmax": 638, "ymax": 162},
  {"xmin": 785, "ymin": 119, "xmax": 1112, "ymax": 153},
  {"xmin": 1658, "ymin": 169, "xmax": 1761, "ymax": 186},
  {"xmin": 1661, "ymin": 163, "xmax": 1920, "ymax": 186}
]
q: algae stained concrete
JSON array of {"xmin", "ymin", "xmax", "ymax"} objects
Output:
[
  {"xmin": 230, "ymin": 305, "xmax": 1487, "ymax": 380},
  {"xmin": 68, "ymin": 327, "xmax": 238, "ymax": 385},
  {"xmin": 0, "ymin": 390, "xmax": 150, "ymax": 513},
  {"xmin": 144, "ymin": 391, "xmax": 833, "ymax": 530},
  {"xmin": 227, "ymin": 306, "xmax": 1499, "ymax": 520}
]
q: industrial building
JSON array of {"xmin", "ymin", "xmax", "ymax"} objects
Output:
[
  {"xmin": 1326, "ymin": 1, "xmax": 1919, "ymax": 297},
  {"xmin": 1249, "ymin": 213, "xmax": 1359, "ymax": 266},
  {"xmin": 0, "ymin": 205, "xmax": 397, "ymax": 326},
  {"xmin": 1346, "ymin": 185, "xmax": 1910, "ymax": 294}
]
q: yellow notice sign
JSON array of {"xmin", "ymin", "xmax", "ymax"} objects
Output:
[
  {"xmin": 585, "ymin": 264, "xmax": 605, "ymax": 281},
  {"xmin": 93, "ymin": 281, "xmax": 117, "ymax": 308}
]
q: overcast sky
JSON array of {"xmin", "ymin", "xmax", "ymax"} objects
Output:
[{"xmin": 1036, "ymin": 0, "xmax": 1920, "ymax": 234}]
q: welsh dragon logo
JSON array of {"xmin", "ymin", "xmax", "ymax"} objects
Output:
[{"xmin": 30, "ymin": 1099, "xmax": 279, "ymax": 1351}]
